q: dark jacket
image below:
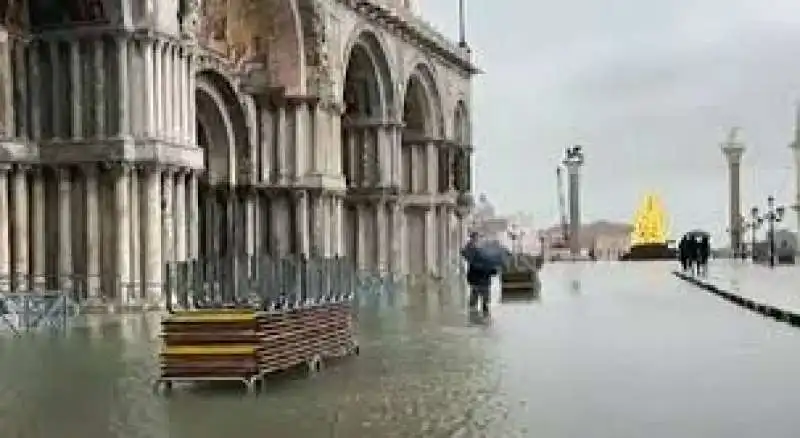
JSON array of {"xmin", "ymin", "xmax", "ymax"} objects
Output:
[{"xmin": 461, "ymin": 241, "xmax": 497, "ymax": 287}]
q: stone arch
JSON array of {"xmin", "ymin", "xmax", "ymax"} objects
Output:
[
  {"xmin": 403, "ymin": 61, "xmax": 444, "ymax": 138},
  {"xmin": 341, "ymin": 28, "xmax": 395, "ymax": 120},
  {"xmin": 195, "ymin": 69, "xmax": 249, "ymax": 184},
  {"xmin": 194, "ymin": 69, "xmax": 250, "ymax": 261}
]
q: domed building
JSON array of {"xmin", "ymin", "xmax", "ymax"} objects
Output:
[{"xmin": 0, "ymin": 0, "xmax": 478, "ymax": 305}]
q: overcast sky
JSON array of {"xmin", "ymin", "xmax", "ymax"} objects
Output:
[{"xmin": 421, "ymin": 0, "xmax": 800, "ymax": 243}]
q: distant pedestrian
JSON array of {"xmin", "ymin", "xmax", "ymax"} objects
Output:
[
  {"xmin": 678, "ymin": 236, "xmax": 689, "ymax": 271},
  {"xmin": 461, "ymin": 232, "xmax": 498, "ymax": 315},
  {"xmin": 697, "ymin": 235, "xmax": 710, "ymax": 276}
]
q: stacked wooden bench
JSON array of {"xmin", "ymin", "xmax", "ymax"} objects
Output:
[{"xmin": 157, "ymin": 302, "xmax": 358, "ymax": 392}]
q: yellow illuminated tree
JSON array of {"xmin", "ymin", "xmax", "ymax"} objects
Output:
[{"xmin": 631, "ymin": 193, "xmax": 668, "ymax": 245}]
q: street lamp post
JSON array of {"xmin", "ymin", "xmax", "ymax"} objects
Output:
[{"xmin": 752, "ymin": 197, "xmax": 785, "ymax": 268}]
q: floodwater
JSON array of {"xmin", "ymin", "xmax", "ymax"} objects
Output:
[{"xmin": 3, "ymin": 261, "xmax": 800, "ymax": 437}]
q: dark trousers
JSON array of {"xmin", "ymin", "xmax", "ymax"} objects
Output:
[{"xmin": 469, "ymin": 284, "xmax": 490, "ymax": 312}]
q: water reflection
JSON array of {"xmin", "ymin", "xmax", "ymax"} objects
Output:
[{"xmin": 3, "ymin": 262, "xmax": 800, "ymax": 437}]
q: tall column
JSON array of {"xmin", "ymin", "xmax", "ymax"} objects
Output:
[
  {"xmin": 426, "ymin": 142, "xmax": 437, "ymax": 193},
  {"xmin": 31, "ymin": 168, "xmax": 45, "ymax": 291},
  {"xmin": 0, "ymin": 166, "xmax": 8, "ymax": 292},
  {"xmin": 276, "ymin": 105, "xmax": 288, "ymax": 183},
  {"xmin": 130, "ymin": 168, "xmax": 141, "ymax": 299},
  {"xmin": 0, "ymin": 35, "xmax": 12, "ymax": 138},
  {"xmin": 187, "ymin": 172, "xmax": 199, "ymax": 260},
  {"xmin": 388, "ymin": 202, "xmax": 401, "ymax": 273},
  {"xmin": 50, "ymin": 40, "xmax": 63, "ymax": 139},
  {"xmin": 377, "ymin": 203, "xmax": 388, "ymax": 271},
  {"xmin": 144, "ymin": 166, "xmax": 163, "ymax": 304},
  {"xmin": 57, "ymin": 168, "xmax": 73, "ymax": 290},
  {"xmin": 293, "ymin": 100, "xmax": 309, "ymax": 181},
  {"xmin": 143, "ymin": 39, "xmax": 155, "ymax": 138},
  {"xmin": 563, "ymin": 147, "xmax": 584, "ymax": 257},
  {"xmin": 424, "ymin": 207, "xmax": 436, "ymax": 275},
  {"xmin": 295, "ymin": 192, "xmax": 309, "ymax": 256},
  {"xmin": 356, "ymin": 204, "xmax": 367, "ymax": 269},
  {"xmin": 722, "ymin": 129, "xmax": 745, "ymax": 258},
  {"xmin": 70, "ymin": 40, "xmax": 83, "ymax": 139},
  {"xmin": 175, "ymin": 170, "xmax": 187, "ymax": 261},
  {"xmin": 84, "ymin": 164, "xmax": 101, "ymax": 300},
  {"xmin": 164, "ymin": 44, "xmax": 173, "ymax": 141},
  {"xmin": 162, "ymin": 169, "xmax": 175, "ymax": 264},
  {"xmin": 116, "ymin": 37, "xmax": 130, "ymax": 137},
  {"xmin": 153, "ymin": 41, "xmax": 163, "ymax": 139},
  {"xmin": 333, "ymin": 196, "xmax": 343, "ymax": 257},
  {"xmin": 12, "ymin": 165, "xmax": 29, "ymax": 291},
  {"xmin": 93, "ymin": 38, "xmax": 106, "ymax": 138},
  {"xmin": 115, "ymin": 165, "xmax": 132, "ymax": 305},
  {"xmin": 29, "ymin": 42, "xmax": 42, "ymax": 140},
  {"xmin": 13, "ymin": 42, "xmax": 28, "ymax": 139},
  {"xmin": 246, "ymin": 189, "xmax": 256, "ymax": 257}
]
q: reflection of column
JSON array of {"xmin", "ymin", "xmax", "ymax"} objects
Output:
[
  {"xmin": 144, "ymin": 166, "xmax": 163, "ymax": 303},
  {"xmin": 12, "ymin": 165, "xmax": 29, "ymax": 290},
  {"xmin": 84, "ymin": 164, "xmax": 101, "ymax": 300},
  {"xmin": 0, "ymin": 166, "xmax": 8, "ymax": 292},
  {"xmin": 31, "ymin": 168, "xmax": 45, "ymax": 291},
  {"xmin": 58, "ymin": 168, "xmax": 73, "ymax": 290}
]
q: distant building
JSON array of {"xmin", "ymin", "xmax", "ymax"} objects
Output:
[{"xmin": 539, "ymin": 221, "xmax": 633, "ymax": 260}]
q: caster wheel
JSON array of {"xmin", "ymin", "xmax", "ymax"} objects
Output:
[{"xmin": 307, "ymin": 355, "xmax": 322, "ymax": 373}]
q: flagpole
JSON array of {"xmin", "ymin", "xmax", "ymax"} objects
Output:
[{"xmin": 458, "ymin": 0, "xmax": 466, "ymax": 47}]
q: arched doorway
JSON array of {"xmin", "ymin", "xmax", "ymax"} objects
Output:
[
  {"xmin": 340, "ymin": 30, "xmax": 393, "ymax": 268},
  {"xmin": 194, "ymin": 70, "xmax": 248, "ymax": 263}
]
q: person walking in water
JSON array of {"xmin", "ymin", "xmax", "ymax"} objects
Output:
[
  {"xmin": 697, "ymin": 235, "xmax": 711, "ymax": 276},
  {"xmin": 461, "ymin": 232, "xmax": 498, "ymax": 315}
]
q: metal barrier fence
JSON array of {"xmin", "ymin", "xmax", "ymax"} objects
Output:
[{"xmin": 164, "ymin": 255, "xmax": 468, "ymax": 312}]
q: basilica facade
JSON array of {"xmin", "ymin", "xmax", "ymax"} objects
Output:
[{"xmin": 0, "ymin": 0, "xmax": 476, "ymax": 305}]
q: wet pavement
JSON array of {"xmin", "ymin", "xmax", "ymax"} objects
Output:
[
  {"xmin": 3, "ymin": 261, "xmax": 800, "ymax": 437},
  {"xmin": 700, "ymin": 260, "xmax": 800, "ymax": 312}
]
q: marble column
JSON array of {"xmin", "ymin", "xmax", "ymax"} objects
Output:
[
  {"xmin": 116, "ymin": 37, "xmax": 130, "ymax": 137},
  {"xmin": 424, "ymin": 207, "xmax": 436, "ymax": 275},
  {"xmin": 143, "ymin": 39, "xmax": 155, "ymax": 138},
  {"xmin": 130, "ymin": 168, "xmax": 141, "ymax": 299},
  {"xmin": 58, "ymin": 168, "xmax": 73, "ymax": 291},
  {"xmin": 426, "ymin": 142, "xmax": 437, "ymax": 194},
  {"xmin": 84, "ymin": 164, "xmax": 101, "ymax": 300},
  {"xmin": 175, "ymin": 170, "xmax": 187, "ymax": 262},
  {"xmin": 28, "ymin": 42, "xmax": 41, "ymax": 140},
  {"xmin": 333, "ymin": 196, "xmax": 343, "ymax": 257},
  {"xmin": 69, "ymin": 40, "xmax": 83, "ymax": 139},
  {"xmin": 162, "ymin": 169, "xmax": 175, "ymax": 265},
  {"xmin": 31, "ymin": 168, "xmax": 45, "ymax": 291},
  {"xmin": 293, "ymin": 101, "xmax": 309, "ymax": 181},
  {"xmin": 295, "ymin": 192, "xmax": 310, "ymax": 256},
  {"xmin": 0, "ymin": 166, "xmax": 8, "ymax": 292},
  {"xmin": 143, "ymin": 166, "xmax": 163, "ymax": 304},
  {"xmin": 276, "ymin": 105, "xmax": 288, "ymax": 183},
  {"xmin": 377, "ymin": 202, "xmax": 388, "ymax": 271},
  {"xmin": 0, "ymin": 35, "xmax": 12, "ymax": 138},
  {"xmin": 153, "ymin": 41, "xmax": 163, "ymax": 139},
  {"xmin": 721, "ymin": 132, "xmax": 745, "ymax": 258},
  {"xmin": 50, "ymin": 40, "xmax": 63, "ymax": 139},
  {"xmin": 12, "ymin": 165, "xmax": 28, "ymax": 290},
  {"xmin": 93, "ymin": 38, "xmax": 106, "ymax": 138},
  {"xmin": 188, "ymin": 172, "xmax": 199, "ymax": 261},
  {"xmin": 389, "ymin": 202, "xmax": 402, "ymax": 273},
  {"xmin": 13, "ymin": 42, "xmax": 28, "ymax": 139},
  {"xmin": 115, "ymin": 165, "xmax": 131, "ymax": 305}
]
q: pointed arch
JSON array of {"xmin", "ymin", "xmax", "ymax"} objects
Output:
[
  {"xmin": 341, "ymin": 28, "xmax": 396, "ymax": 120},
  {"xmin": 403, "ymin": 61, "xmax": 445, "ymax": 138}
]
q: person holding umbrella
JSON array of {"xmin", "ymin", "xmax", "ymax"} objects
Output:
[{"xmin": 461, "ymin": 231, "xmax": 505, "ymax": 315}]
